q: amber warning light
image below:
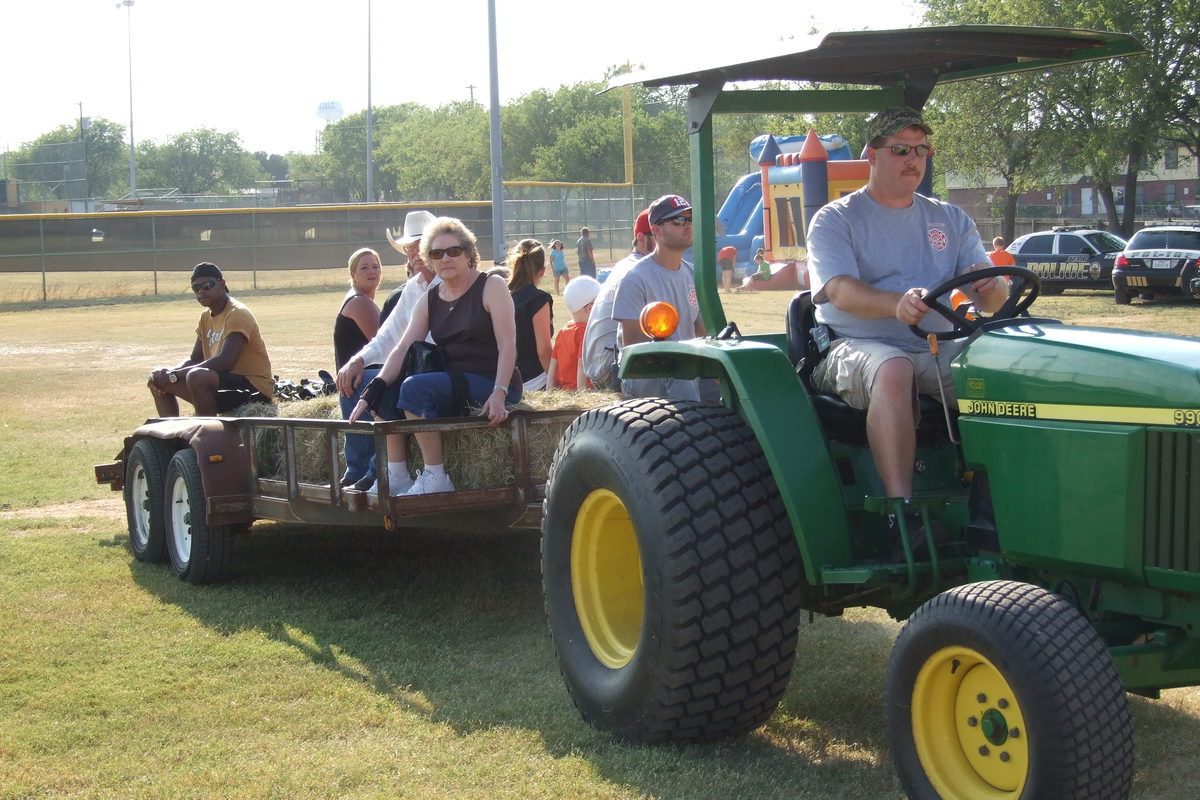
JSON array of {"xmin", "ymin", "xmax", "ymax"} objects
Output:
[{"xmin": 639, "ymin": 302, "xmax": 679, "ymax": 340}]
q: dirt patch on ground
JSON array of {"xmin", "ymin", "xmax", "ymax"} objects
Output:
[{"xmin": 0, "ymin": 497, "xmax": 124, "ymax": 522}]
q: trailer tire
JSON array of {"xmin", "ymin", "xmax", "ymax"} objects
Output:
[
  {"xmin": 164, "ymin": 448, "xmax": 233, "ymax": 585},
  {"xmin": 541, "ymin": 398, "xmax": 802, "ymax": 742},
  {"xmin": 886, "ymin": 580, "xmax": 1133, "ymax": 800},
  {"xmin": 124, "ymin": 438, "xmax": 171, "ymax": 563}
]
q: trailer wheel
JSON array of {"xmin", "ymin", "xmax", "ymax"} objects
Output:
[
  {"xmin": 124, "ymin": 438, "xmax": 171, "ymax": 563},
  {"xmin": 886, "ymin": 580, "xmax": 1132, "ymax": 800},
  {"xmin": 164, "ymin": 448, "xmax": 233, "ymax": 585},
  {"xmin": 541, "ymin": 398, "xmax": 802, "ymax": 742}
]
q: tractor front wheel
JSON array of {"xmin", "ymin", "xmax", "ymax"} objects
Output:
[
  {"xmin": 541, "ymin": 398, "xmax": 803, "ymax": 742},
  {"xmin": 886, "ymin": 580, "xmax": 1132, "ymax": 800}
]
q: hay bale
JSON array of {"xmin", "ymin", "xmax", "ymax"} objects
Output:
[
  {"xmin": 236, "ymin": 395, "xmax": 341, "ymax": 482},
  {"xmin": 237, "ymin": 389, "xmax": 624, "ymax": 489}
]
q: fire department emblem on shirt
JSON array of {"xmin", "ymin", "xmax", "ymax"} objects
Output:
[{"xmin": 928, "ymin": 227, "xmax": 948, "ymax": 251}]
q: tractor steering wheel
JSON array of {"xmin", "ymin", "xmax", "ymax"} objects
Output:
[{"xmin": 909, "ymin": 266, "xmax": 1041, "ymax": 342}]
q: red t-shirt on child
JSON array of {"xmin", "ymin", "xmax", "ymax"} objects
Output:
[{"xmin": 551, "ymin": 320, "xmax": 588, "ymax": 391}]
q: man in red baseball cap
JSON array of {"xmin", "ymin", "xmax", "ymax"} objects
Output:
[{"xmin": 582, "ymin": 208, "xmax": 654, "ymax": 390}]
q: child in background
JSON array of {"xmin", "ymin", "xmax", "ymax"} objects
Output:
[
  {"xmin": 548, "ymin": 276, "xmax": 601, "ymax": 391},
  {"xmin": 549, "ymin": 240, "xmax": 570, "ymax": 295}
]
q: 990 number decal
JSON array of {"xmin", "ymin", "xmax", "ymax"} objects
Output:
[{"xmin": 1173, "ymin": 409, "xmax": 1200, "ymax": 427}]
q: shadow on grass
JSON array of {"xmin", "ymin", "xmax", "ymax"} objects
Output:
[{"xmin": 127, "ymin": 521, "xmax": 907, "ymax": 799}]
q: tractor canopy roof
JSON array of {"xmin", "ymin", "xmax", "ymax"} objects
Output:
[{"xmin": 613, "ymin": 25, "xmax": 1146, "ymax": 114}]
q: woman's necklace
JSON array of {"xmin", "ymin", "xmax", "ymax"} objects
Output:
[{"xmin": 442, "ymin": 273, "xmax": 475, "ymax": 312}]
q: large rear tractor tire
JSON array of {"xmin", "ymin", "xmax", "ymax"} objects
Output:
[
  {"xmin": 124, "ymin": 438, "xmax": 172, "ymax": 563},
  {"xmin": 886, "ymin": 580, "xmax": 1133, "ymax": 800},
  {"xmin": 164, "ymin": 448, "xmax": 234, "ymax": 585},
  {"xmin": 541, "ymin": 398, "xmax": 803, "ymax": 742}
]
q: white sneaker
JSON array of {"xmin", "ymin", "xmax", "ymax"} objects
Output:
[
  {"xmin": 365, "ymin": 474, "xmax": 414, "ymax": 496},
  {"xmin": 403, "ymin": 470, "xmax": 455, "ymax": 496}
]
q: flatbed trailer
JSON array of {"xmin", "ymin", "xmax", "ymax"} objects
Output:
[{"xmin": 95, "ymin": 409, "xmax": 583, "ymax": 584}]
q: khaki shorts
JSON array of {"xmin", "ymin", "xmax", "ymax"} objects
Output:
[{"xmin": 812, "ymin": 337, "xmax": 964, "ymax": 416}]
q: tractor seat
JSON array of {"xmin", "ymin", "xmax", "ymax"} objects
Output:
[{"xmin": 786, "ymin": 291, "xmax": 956, "ymax": 446}]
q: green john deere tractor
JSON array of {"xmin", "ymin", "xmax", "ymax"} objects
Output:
[{"xmin": 539, "ymin": 26, "xmax": 1185, "ymax": 800}]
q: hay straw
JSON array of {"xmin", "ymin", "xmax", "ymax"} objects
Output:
[{"xmin": 236, "ymin": 388, "xmax": 623, "ymax": 489}]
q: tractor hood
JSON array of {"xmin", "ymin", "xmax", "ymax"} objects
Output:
[{"xmin": 954, "ymin": 321, "xmax": 1200, "ymax": 426}]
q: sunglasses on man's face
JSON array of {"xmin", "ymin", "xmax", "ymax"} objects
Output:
[
  {"xmin": 428, "ymin": 245, "xmax": 466, "ymax": 260},
  {"xmin": 877, "ymin": 143, "xmax": 935, "ymax": 158},
  {"xmin": 191, "ymin": 279, "xmax": 218, "ymax": 293},
  {"xmin": 665, "ymin": 215, "xmax": 693, "ymax": 227}
]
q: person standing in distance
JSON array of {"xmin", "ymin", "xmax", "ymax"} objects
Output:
[{"xmin": 576, "ymin": 226, "xmax": 597, "ymax": 278}]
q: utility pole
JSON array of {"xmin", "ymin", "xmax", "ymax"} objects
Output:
[{"xmin": 467, "ymin": 84, "xmax": 477, "ymax": 104}]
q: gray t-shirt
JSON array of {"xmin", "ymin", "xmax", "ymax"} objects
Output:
[
  {"xmin": 611, "ymin": 255, "xmax": 700, "ymax": 350},
  {"xmin": 807, "ymin": 187, "xmax": 989, "ymax": 351},
  {"xmin": 582, "ymin": 252, "xmax": 645, "ymax": 386}
]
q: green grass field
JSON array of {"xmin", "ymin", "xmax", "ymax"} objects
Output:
[{"xmin": 2, "ymin": 282, "xmax": 1200, "ymax": 798}]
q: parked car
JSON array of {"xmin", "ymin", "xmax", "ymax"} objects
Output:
[
  {"xmin": 1112, "ymin": 225, "xmax": 1200, "ymax": 304},
  {"xmin": 1006, "ymin": 226, "xmax": 1127, "ymax": 294}
]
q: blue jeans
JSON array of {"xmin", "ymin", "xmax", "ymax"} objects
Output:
[
  {"xmin": 339, "ymin": 367, "xmax": 380, "ymax": 483},
  {"xmin": 396, "ymin": 371, "xmax": 522, "ymax": 418}
]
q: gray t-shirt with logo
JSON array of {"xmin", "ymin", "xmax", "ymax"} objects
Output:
[{"xmin": 807, "ymin": 187, "xmax": 989, "ymax": 351}]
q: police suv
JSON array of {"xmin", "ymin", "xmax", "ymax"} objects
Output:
[
  {"xmin": 1112, "ymin": 224, "xmax": 1200, "ymax": 304},
  {"xmin": 1006, "ymin": 226, "xmax": 1127, "ymax": 294}
]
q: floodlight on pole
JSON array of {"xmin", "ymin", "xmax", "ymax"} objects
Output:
[{"xmin": 118, "ymin": 0, "xmax": 136, "ymax": 196}]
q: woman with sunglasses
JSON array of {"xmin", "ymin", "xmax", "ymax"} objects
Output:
[
  {"xmin": 350, "ymin": 217, "xmax": 521, "ymax": 497},
  {"xmin": 333, "ymin": 247, "xmax": 382, "ymax": 487},
  {"xmin": 507, "ymin": 238, "xmax": 553, "ymax": 391}
]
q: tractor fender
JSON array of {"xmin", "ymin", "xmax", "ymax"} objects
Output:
[
  {"xmin": 130, "ymin": 418, "xmax": 253, "ymax": 521},
  {"xmin": 620, "ymin": 337, "xmax": 855, "ymax": 580}
]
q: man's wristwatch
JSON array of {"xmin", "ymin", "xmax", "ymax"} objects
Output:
[
  {"xmin": 493, "ymin": 385, "xmax": 506, "ymax": 395},
  {"xmin": 168, "ymin": 370, "xmax": 179, "ymax": 384}
]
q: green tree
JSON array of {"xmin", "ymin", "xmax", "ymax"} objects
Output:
[
  {"xmin": 7, "ymin": 116, "xmax": 128, "ymax": 200},
  {"xmin": 254, "ymin": 152, "xmax": 289, "ymax": 182},
  {"xmin": 929, "ymin": 76, "xmax": 1069, "ymax": 241},
  {"xmin": 137, "ymin": 128, "xmax": 265, "ymax": 194},
  {"xmin": 322, "ymin": 103, "xmax": 424, "ymax": 200},
  {"xmin": 377, "ymin": 102, "xmax": 491, "ymax": 200},
  {"xmin": 924, "ymin": 0, "xmax": 1200, "ymax": 236}
]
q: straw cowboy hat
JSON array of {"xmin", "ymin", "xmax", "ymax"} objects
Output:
[{"xmin": 385, "ymin": 209, "xmax": 437, "ymax": 253}]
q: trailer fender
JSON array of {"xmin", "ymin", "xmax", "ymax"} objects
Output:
[{"xmin": 130, "ymin": 417, "xmax": 253, "ymax": 520}]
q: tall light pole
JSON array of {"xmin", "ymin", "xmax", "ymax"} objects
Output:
[
  {"xmin": 365, "ymin": 0, "xmax": 373, "ymax": 202},
  {"xmin": 118, "ymin": 0, "xmax": 136, "ymax": 196},
  {"xmin": 487, "ymin": 0, "xmax": 505, "ymax": 262}
]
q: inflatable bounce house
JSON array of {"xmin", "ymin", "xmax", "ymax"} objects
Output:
[{"xmin": 716, "ymin": 128, "xmax": 934, "ymax": 290}]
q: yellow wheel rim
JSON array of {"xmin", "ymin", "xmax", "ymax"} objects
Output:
[
  {"xmin": 571, "ymin": 489, "xmax": 644, "ymax": 669},
  {"xmin": 912, "ymin": 645, "xmax": 1030, "ymax": 799}
]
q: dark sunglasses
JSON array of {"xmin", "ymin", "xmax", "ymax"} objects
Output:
[
  {"xmin": 877, "ymin": 143, "xmax": 935, "ymax": 158},
  {"xmin": 428, "ymin": 245, "xmax": 466, "ymax": 260},
  {"xmin": 191, "ymin": 279, "xmax": 218, "ymax": 293},
  {"xmin": 665, "ymin": 215, "xmax": 693, "ymax": 227}
]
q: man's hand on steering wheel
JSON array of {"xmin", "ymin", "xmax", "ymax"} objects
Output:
[{"xmin": 909, "ymin": 266, "xmax": 1040, "ymax": 342}]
